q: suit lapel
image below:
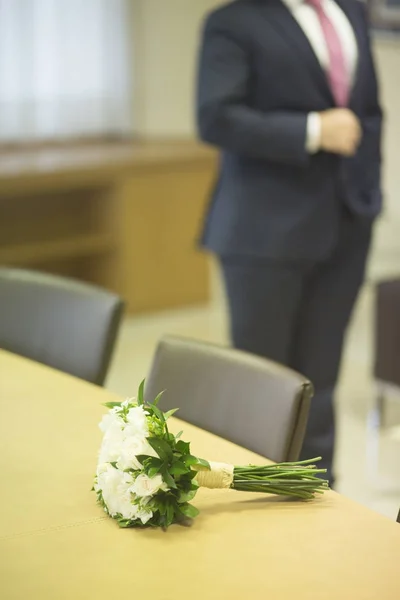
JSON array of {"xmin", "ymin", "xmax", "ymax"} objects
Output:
[{"xmin": 257, "ymin": 0, "xmax": 334, "ymax": 104}]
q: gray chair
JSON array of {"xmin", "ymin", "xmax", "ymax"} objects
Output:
[
  {"xmin": 0, "ymin": 267, "xmax": 124, "ymax": 385},
  {"xmin": 145, "ymin": 336, "xmax": 313, "ymax": 463},
  {"xmin": 367, "ymin": 279, "xmax": 400, "ymax": 477}
]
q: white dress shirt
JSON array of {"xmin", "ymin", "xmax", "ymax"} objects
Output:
[{"xmin": 282, "ymin": 0, "xmax": 359, "ymax": 152}]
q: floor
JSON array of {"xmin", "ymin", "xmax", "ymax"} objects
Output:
[{"xmin": 106, "ymin": 233, "xmax": 400, "ymax": 521}]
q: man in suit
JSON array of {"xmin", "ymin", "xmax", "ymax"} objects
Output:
[{"xmin": 197, "ymin": 0, "xmax": 383, "ymax": 484}]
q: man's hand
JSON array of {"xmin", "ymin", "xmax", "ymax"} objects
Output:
[{"xmin": 319, "ymin": 109, "xmax": 362, "ymax": 156}]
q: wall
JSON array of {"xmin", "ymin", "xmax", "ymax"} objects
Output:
[
  {"xmin": 374, "ymin": 37, "xmax": 400, "ymax": 219},
  {"xmin": 369, "ymin": 37, "xmax": 400, "ymax": 279},
  {"xmin": 133, "ymin": 0, "xmax": 222, "ymax": 137}
]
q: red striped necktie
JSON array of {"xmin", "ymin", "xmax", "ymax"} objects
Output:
[{"xmin": 305, "ymin": 0, "xmax": 350, "ymax": 106}]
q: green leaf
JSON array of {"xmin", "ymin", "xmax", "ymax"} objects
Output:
[
  {"xmin": 147, "ymin": 438, "xmax": 173, "ymax": 462},
  {"xmin": 117, "ymin": 519, "xmax": 134, "ymax": 528},
  {"xmin": 148, "ymin": 466, "xmax": 161, "ymax": 477},
  {"xmin": 183, "ymin": 455, "xmax": 210, "ymax": 470},
  {"xmin": 164, "ymin": 408, "xmax": 179, "ymax": 420},
  {"xmin": 161, "ymin": 469, "xmax": 178, "ymax": 490},
  {"xmin": 175, "ymin": 431, "xmax": 183, "ymax": 440},
  {"xmin": 169, "ymin": 461, "xmax": 188, "ymax": 475},
  {"xmin": 195, "ymin": 458, "xmax": 211, "ymax": 470},
  {"xmin": 135, "ymin": 455, "xmax": 156, "ymax": 466},
  {"xmin": 137, "ymin": 379, "xmax": 145, "ymax": 406},
  {"xmin": 151, "ymin": 405, "xmax": 166, "ymax": 423},
  {"xmin": 178, "ymin": 489, "xmax": 198, "ymax": 503},
  {"xmin": 183, "ymin": 455, "xmax": 198, "ymax": 467},
  {"xmin": 166, "ymin": 502, "xmax": 175, "ymax": 526},
  {"xmin": 103, "ymin": 401, "xmax": 122, "ymax": 409},
  {"xmin": 179, "ymin": 503, "xmax": 200, "ymax": 519},
  {"xmin": 152, "ymin": 391, "xmax": 164, "ymax": 407},
  {"xmin": 148, "ymin": 457, "xmax": 163, "ymax": 468},
  {"xmin": 176, "ymin": 440, "xmax": 190, "ymax": 455}
]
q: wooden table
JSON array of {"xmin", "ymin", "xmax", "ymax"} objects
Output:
[{"xmin": 1, "ymin": 350, "xmax": 399, "ymax": 600}]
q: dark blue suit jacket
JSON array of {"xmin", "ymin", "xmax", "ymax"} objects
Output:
[{"xmin": 197, "ymin": 0, "xmax": 383, "ymax": 261}]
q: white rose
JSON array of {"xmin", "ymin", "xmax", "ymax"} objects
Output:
[
  {"xmin": 97, "ymin": 464, "xmax": 126, "ymax": 514},
  {"xmin": 98, "ymin": 424, "xmax": 125, "ymax": 464},
  {"xmin": 130, "ymin": 473, "xmax": 168, "ymax": 498},
  {"xmin": 117, "ymin": 437, "xmax": 144, "ymax": 471},
  {"xmin": 98, "ymin": 416, "xmax": 156, "ymax": 468},
  {"xmin": 97, "ymin": 464, "xmax": 137, "ymax": 519},
  {"xmin": 136, "ymin": 507, "xmax": 153, "ymax": 525},
  {"xmin": 126, "ymin": 406, "xmax": 149, "ymax": 435},
  {"xmin": 99, "ymin": 409, "xmax": 124, "ymax": 435},
  {"xmin": 116, "ymin": 494, "xmax": 140, "ymax": 521},
  {"xmin": 116, "ymin": 435, "xmax": 158, "ymax": 471}
]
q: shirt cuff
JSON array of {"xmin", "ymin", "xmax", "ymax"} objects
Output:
[{"xmin": 306, "ymin": 112, "xmax": 321, "ymax": 154}]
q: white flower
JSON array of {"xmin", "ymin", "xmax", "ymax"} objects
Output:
[
  {"xmin": 97, "ymin": 464, "xmax": 137, "ymax": 520},
  {"xmin": 98, "ymin": 425, "xmax": 125, "ymax": 464},
  {"xmin": 123, "ymin": 423, "xmax": 151, "ymax": 444},
  {"xmin": 99, "ymin": 408, "xmax": 124, "ymax": 435},
  {"xmin": 98, "ymin": 407, "xmax": 156, "ymax": 468},
  {"xmin": 96, "ymin": 402, "xmax": 165, "ymax": 525},
  {"xmin": 96, "ymin": 464, "xmax": 155, "ymax": 523},
  {"xmin": 126, "ymin": 406, "xmax": 149, "ymax": 436},
  {"xmin": 117, "ymin": 436, "xmax": 157, "ymax": 471},
  {"xmin": 96, "ymin": 462, "xmax": 110, "ymax": 481},
  {"xmin": 136, "ymin": 507, "xmax": 153, "ymax": 525},
  {"xmin": 121, "ymin": 398, "xmax": 133, "ymax": 409},
  {"xmin": 130, "ymin": 473, "xmax": 168, "ymax": 498}
]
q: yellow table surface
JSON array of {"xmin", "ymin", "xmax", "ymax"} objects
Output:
[{"xmin": 1, "ymin": 350, "xmax": 399, "ymax": 600}]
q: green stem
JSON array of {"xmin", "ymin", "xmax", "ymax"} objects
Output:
[
  {"xmin": 230, "ymin": 457, "xmax": 329, "ymax": 500},
  {"xmin": 233, "ymin": 483, "xmax": 314, "ymax": 499},
  {"xmin": 234, "ymin": 457, "xmax": 323, "ymax": 472},
  {"xmin": 235, "ymin": 471, "xmax": 327, "ymax": 481}
]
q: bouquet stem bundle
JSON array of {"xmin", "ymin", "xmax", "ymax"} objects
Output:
[
  {"xmin": 196, "ymin": 459, "xmax": 328, "ymax": 500},
  {"xmin": 233, "ymin": 460, "xmax": 328, "ymax": 499}
]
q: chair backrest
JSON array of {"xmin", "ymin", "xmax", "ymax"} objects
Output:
[
  {"xmin": 0, "ymin": 268, "xmax": 124, "ymax": 385},
  {"xmin": 144, "ymin": 336, "xmax": 313, "ymax": 463},
  {"xmin": 374, "ymin": 279, "xmax": 400, "ymax": 387}
]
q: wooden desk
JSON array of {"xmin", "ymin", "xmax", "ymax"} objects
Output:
[
  {"xmin": 1, "ymin": 350, "xmax": 399, "ymax": 600},
  {"xmin": 0, "ymin": 141, "xmax": 216, "ymax": 314}
]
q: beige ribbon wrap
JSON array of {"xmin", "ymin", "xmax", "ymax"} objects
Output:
[{"xmin": 195, "ymin": 461, "xmax": 234, "ymax": 489}]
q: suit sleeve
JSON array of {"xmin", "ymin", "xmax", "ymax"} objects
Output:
[
  {"xmin": 196, "ymin": 15, "xmax": 310, "ymax": 166},
  {"xmin": 354, "ymin": 3, "xmax": 383, "ymax": 194}
]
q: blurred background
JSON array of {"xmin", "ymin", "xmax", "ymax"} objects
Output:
[{"xmin": 0, "ymin": 0, "xmax": 399, "ymax": 516}]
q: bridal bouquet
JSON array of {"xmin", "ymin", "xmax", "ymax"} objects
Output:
[{"xmin": 93, "ymin": 382, "xmax": 329, "ymax": 528}]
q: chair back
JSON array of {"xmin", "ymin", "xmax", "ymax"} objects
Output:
[
  {"xmin": 0, "ymin": 268, "xmax": 124, "ymax": 385},
  {"xmin": 374, "ymin": 279, "xmax": 400, "ymax": 387},
  {"xmin": 145, "ymin": 336, "xmax": 313, "ymax": 463}
]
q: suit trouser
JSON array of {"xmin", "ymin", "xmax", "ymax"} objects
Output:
[{"xmin": 219, "ymin": 209, "xmax": 373, "ymax": 484}]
